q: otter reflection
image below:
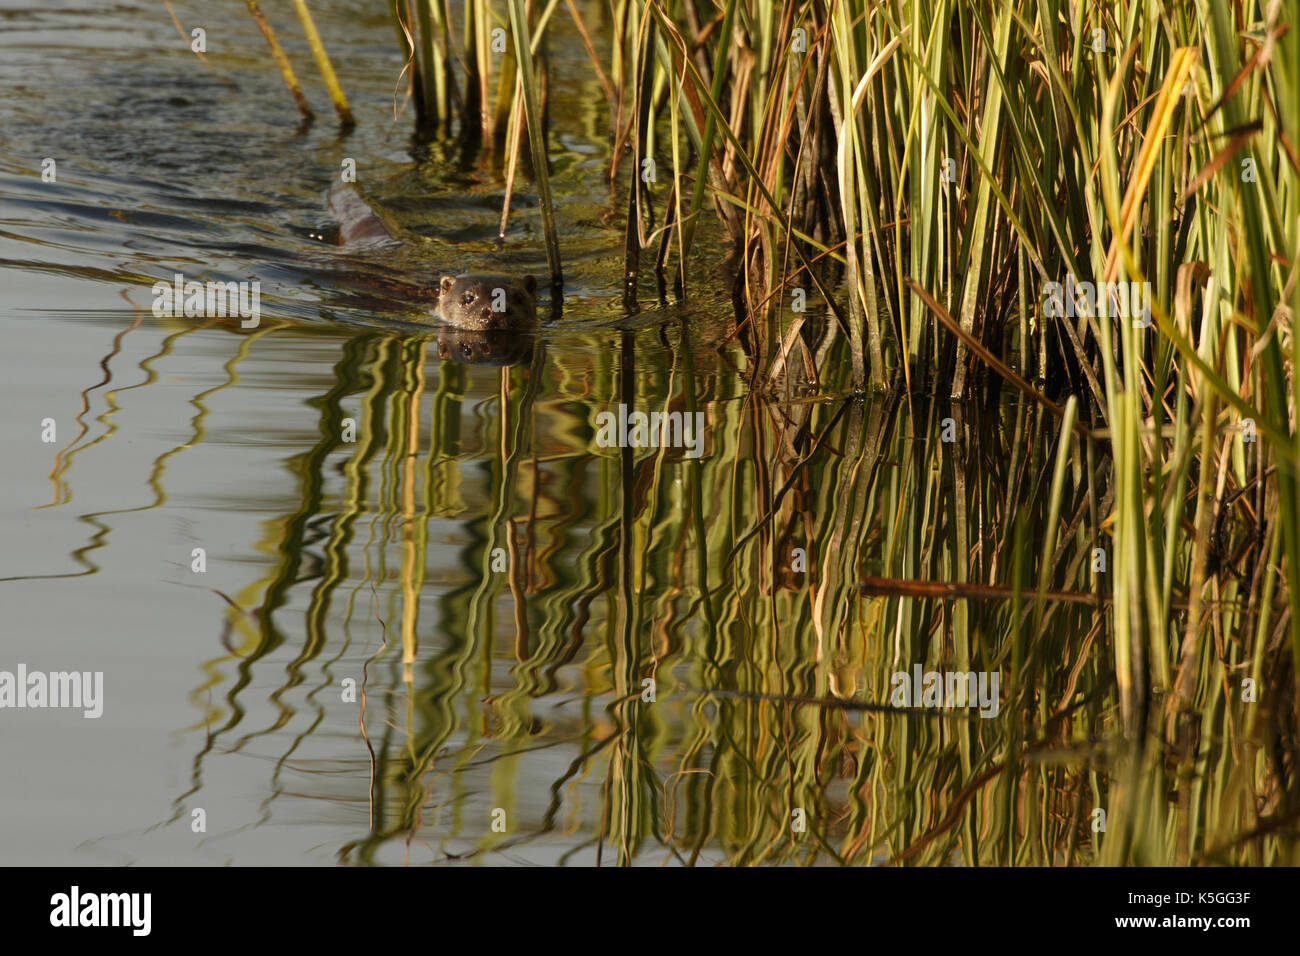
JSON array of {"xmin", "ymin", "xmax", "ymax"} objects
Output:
[{"xmin": 434, "ymin": 327, "xmax": 534, "ymax": 367}]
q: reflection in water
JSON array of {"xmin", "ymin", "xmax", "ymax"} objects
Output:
[
  {"xmin": 105, "ymin": 299, "xmax": 1248, "ymax": 867},
  {"xmin": 434, "ymin": 328, "xmax": 534, "ymax": 367}
]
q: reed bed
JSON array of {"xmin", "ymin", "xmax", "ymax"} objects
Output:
[{"xmin": 210, "ymin": 0, "xmax": 1300, "ymax": 863}]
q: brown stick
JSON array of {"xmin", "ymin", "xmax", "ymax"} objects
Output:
[{"xmin": 855, "ymin": 576, "xmax": 1259, "ymax": 613}]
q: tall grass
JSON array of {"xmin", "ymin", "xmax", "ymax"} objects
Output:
[
  {"xmin": 393, "ymin": 0, "xmax": 1298, "ymax": 862},
  {"xmin": 191, "ymin": 1, "xmax": 1300, "ymax": 864}
]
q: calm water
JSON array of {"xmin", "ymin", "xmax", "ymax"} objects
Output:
[{"xmin": 1, "ymin": 1, "xmax": 1084, "ymax": 866}]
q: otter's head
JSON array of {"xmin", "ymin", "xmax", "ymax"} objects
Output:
[{"xmin": 437, "ymin": 274, "xmax": 538, "ymax": 330}]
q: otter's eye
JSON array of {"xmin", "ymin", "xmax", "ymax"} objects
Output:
[
  {"xmin": 460, "ymin": 291, "xmax": 476, "ymax": 306},
  {"xmin": 461, "ymin": 344, "xmax": 473, "ymax": 358}
]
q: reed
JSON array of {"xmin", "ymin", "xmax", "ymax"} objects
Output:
[
  {"xmin": 191, "ymin": 0, "xmax": 1300, "ymax": 865},
  {"xmin": 241, "ymin": 0, "xmax": 356, "ymax": 125},
  {"xmin": 245, "ymin": 0, "xmax": 315, "ymax": 122},
  {"xmin": 396, "ymin": 0, "xmax": 1297, "ymax": 863},
  {"xmin": 288, "ymin": 0, "xmax": 355, "ymax": 125}
]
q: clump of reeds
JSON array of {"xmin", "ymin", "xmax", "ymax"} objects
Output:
[
  {"xmin": 381, "ymin": 0, "xmax": 1300, "ymax": 864},
  {"xmin": 174, "ymin": 1, "xmax": 1297, "ymax": 865}
]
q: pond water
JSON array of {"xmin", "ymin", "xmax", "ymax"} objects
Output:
[{"xmin": 1, "ymin": 0, "xmax": 1111, "ymax": 866}]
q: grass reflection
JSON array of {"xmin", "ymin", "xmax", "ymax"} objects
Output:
[{"xmin": 162, "ymin": 299, "xmax": 1294, "ymax": 866}]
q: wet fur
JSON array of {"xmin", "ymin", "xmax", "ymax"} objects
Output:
[{"xmin": 435, "ymin": 274, "xmax": 538, "ymax": 331}]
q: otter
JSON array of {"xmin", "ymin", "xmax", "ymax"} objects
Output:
[
  {"xmin": 434, "ymin": 274, "xmax": 537, "ymax": 330},
  {"xmin": 322, "ymin": 185, "xmax": 539, "ymax": 332}
]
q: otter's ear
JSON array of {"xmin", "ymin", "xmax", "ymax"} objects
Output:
[
  {"xmin": 440, "ymin": 275, "xmax": 456, "ymax": 295},
  {"xmin": 524, "ymin": 275, "xmax": 537, "ymax": 295}
]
